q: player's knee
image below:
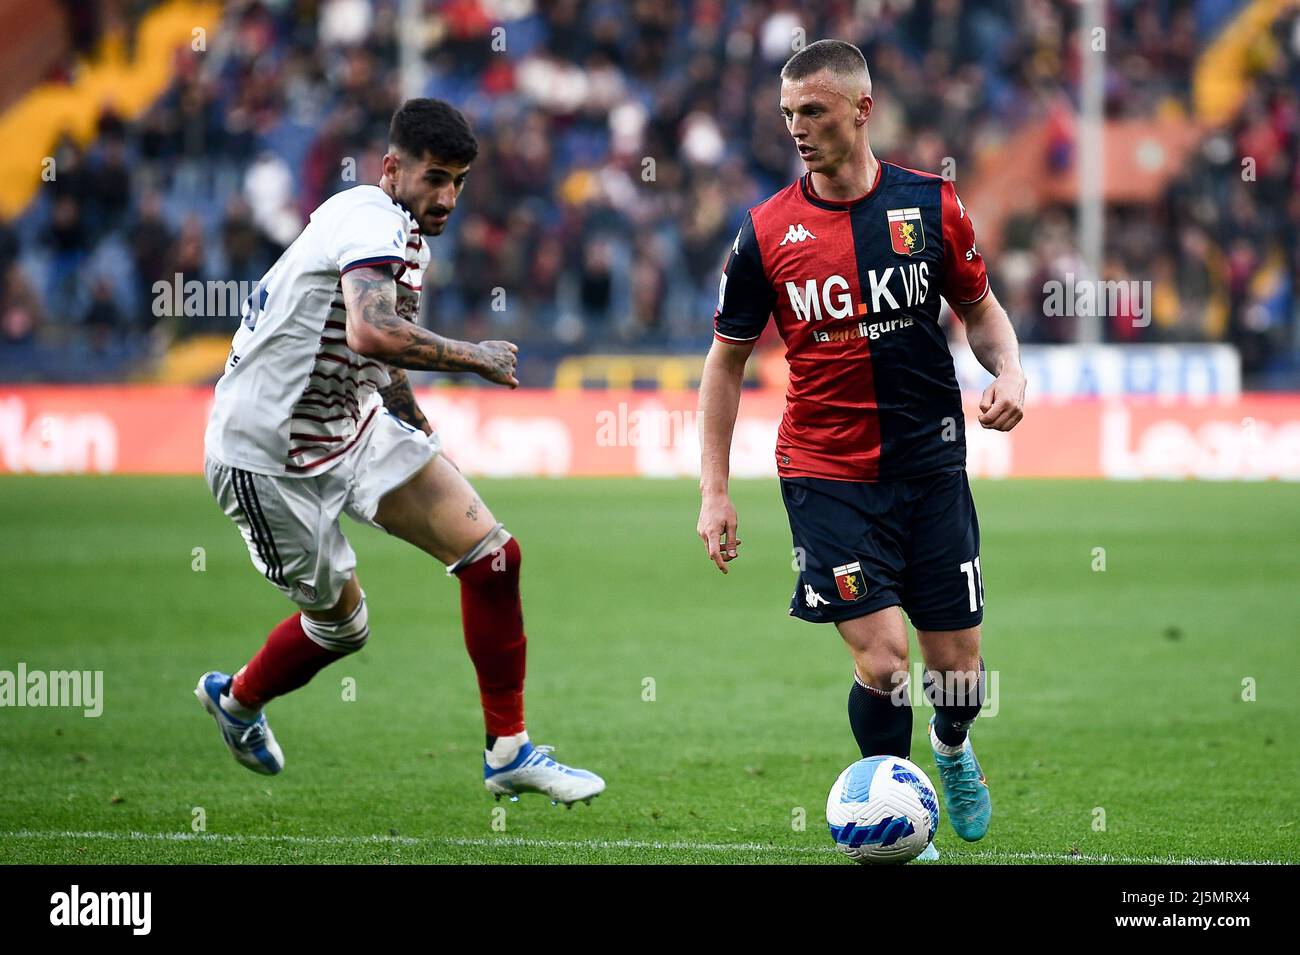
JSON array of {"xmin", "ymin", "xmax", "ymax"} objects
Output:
[
  {"xmin": 923, "ymin": 657, "xmax": 985, "ymax": 713},
  {"xmin": 854, "ymin": 649, "xmax": 909, "ymax": 692},
  {"xmin": 301, "ymin": 597, "xmax": 370, "ymax": 654},
  {"xmin": 922, "ymin": 644, "xmax": 980, "ymax": 677}
]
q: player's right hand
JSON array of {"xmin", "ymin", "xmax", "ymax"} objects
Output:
[
  {"xmin": 477, "ymin": 340, "xmax": 519, "ymax": 388},
  {"xmin": 697, "ymin": 493, "xmax": 742, "ymax": 574}
]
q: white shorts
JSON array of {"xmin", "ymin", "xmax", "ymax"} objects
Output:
[{"xmin": 205, "ymin": 412, "xmax": 441, "ymax": 610}]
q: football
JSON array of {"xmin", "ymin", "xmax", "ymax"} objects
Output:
[{"xmin": 826, "ymin": 756, "xmax": 940, "ymax": 864}]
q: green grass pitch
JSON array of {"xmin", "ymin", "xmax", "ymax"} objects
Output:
[{"xmin": 1, "ymin": 476, "xmax": 1296, "ymax": 864}]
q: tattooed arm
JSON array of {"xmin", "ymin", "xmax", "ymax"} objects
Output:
[
  {"xmin": 377, "ymin": 367, "xmax": 433, "ymax": 435},
  {"xmin": 341, "ymin": 266, "xmax": 518, "ymax": 386}
]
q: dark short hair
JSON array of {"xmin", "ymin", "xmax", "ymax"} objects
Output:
[
  {"xmin": 388, "ymin": 98, "xmax": 479, "ymax": 166},
  {"xmin": 781, "ymin": 39, "xmax": 870, "ymax": 84}
]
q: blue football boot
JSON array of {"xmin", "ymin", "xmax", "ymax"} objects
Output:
[
  {"xmin": 484, "ymin": 737, "xmax": 604, "ymax": 806},
  {"xmin": 194, "ymin": 671, "xmax": 284, "ymax": 775}
]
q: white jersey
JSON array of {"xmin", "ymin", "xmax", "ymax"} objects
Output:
[{"xmin": 205, "ymin": 185, "xmax": 429, "ymax": 476}]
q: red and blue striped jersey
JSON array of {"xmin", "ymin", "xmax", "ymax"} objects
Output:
[{"xmin": 713, "ymin": 161, "xmax": 989, "ymax": 482}]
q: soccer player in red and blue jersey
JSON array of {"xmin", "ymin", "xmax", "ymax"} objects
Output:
[{"xmin": 696, "ymin": 40, "xmax": 1026, "ymax": 853}]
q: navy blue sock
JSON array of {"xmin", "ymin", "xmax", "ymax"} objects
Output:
[
  {"xmin": 924, "ymin": 657, "xmax": 985, "ymax": 748},
  {"xmin": 848, "ymin": 673, "xmax": 912, "ymax": 758}
]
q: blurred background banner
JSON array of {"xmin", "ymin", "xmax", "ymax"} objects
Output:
[
  {"xmin": 3, "ymin": 385, "xmax": 1297, "ymax": 479},
  {"xmin": 0, "ymin": 0, "xmax": 1297, "ymax": 475}
]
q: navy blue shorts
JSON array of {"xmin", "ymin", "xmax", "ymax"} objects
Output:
[{"xmin": 781, "ymin": 469, "xmax": 983, "ymax": 631}]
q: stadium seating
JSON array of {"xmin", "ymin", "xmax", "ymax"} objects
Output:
[{"xmin": 0, "ymin": 0, "xmax": 1295, "ymax": 388}]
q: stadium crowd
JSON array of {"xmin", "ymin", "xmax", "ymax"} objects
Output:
[{"xmin": 0, "ymin": 0, "xmax": 1296, "ymax": 385}]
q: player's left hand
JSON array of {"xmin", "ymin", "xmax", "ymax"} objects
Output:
[
  {"xmin": 477, "ymin": 340, "xmax": 519, "ymax": 388},
  {"xmin": 978, "ymin": 368, "xmax": 1026, "ymax": 431}
]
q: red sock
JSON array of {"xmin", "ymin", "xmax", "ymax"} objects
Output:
[
  {"xmin": 230, "ymin": 613, "xmax": 341, "ymax": 710},
  {"xmin": 455, "ymin": 537, "xmax": 526, "ymax": 737}
]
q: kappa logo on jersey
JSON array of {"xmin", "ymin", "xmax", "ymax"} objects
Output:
[
  {"xmin": 804, "ymin": 584, "xmax": 829, "ymax": 608},
  {"xmin": 887, "ymin": 207, "xmax": 925, "ymax": 256},
  {"xmin": 779, "ymin": 223, "xmax": 817, "ymax": 246},
  {"xmin": 833, "ymin": 561, "xmax": 866, "ymax": 601}
]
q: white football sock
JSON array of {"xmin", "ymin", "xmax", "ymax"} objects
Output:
[
  {"xmin": 485, "ymin": 731, "xmax": 529, "ymax": 769},
  {"xmin": 219, "ymin": 689, "xmax": 260, "ymax": 722},
  {"xmin": 930, "ymin": 722, "xmax": 966, "ymax": 757}
]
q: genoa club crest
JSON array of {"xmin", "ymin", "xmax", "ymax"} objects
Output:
[
  {"xmin": 887, "ymin": 207, "xmax": 925, "ymax": 256},
  {"xmin": 833, "ymin": 561, "xmax": 867, "ymax": 601}
]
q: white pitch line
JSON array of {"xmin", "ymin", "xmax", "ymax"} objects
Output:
[
  {"xmin": 0, "ymin": 831, "xmax": 1281, "ymax": 865},
  {"xmin": 444, "ymin": 836, "xmax": 831, "ymax": 854},
  {"xmin": 1, "ymin": 830, "xmax": 422, "ymax": 846},
  {"xmin": 954, "ymin": 849, "xmax": 1280, "ymax": 866},
  {"xmin": 445, "ymin": 838, "xmax": 1281, "ymax": 865}
]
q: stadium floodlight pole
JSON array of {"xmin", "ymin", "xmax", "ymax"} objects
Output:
[
  {"xmin": 1077, "ymin": 0, "xmax": 1105, "ymax": 343},
  {"xmin": 398, "ymin": 0, "xmax": 425, "ymax": 99}
]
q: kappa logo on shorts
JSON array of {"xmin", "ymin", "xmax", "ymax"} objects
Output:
[
  {"xmin": 833, "ymin": 561, "xmax": 866, "ymax": 601},
  {"xmin": 804, "ymin": 584, "xmax": 829, "ymax": 608},
  {"xmin": 296, "ymin": 581, "xmax": 317, "ymax": 601}
]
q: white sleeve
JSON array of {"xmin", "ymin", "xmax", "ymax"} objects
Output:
[{"xmin": 324, "ymin": 189, "xmax": 411, "ymax": 276}]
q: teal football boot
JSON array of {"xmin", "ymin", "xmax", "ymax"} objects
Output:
[{"xmin": 929, "ymin": 715, "xmax": 991, "ymax": 841}]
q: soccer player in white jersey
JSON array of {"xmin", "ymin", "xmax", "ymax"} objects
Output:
[{"xmin": 196, "ymin": 98, "xmax": 604, "ymax": 806}]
